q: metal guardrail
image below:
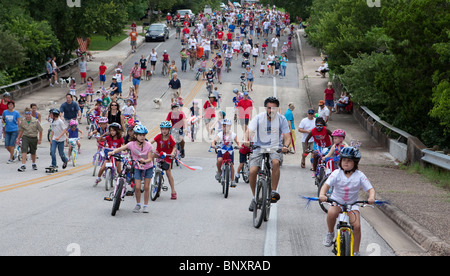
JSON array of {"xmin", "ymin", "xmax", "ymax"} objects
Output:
[
  {"xmin": 421, "ymin": 149, "xmax": 450, "ymax": 171},
  {"xmin": 0, "ymin": 58, "xmax": 78, "ymax": 94},
  {"xmin": 359, "ymin": 106, "xmax": 449, "ymax": 171}
]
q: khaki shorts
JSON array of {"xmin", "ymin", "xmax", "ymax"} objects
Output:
[
  {"xmin": 171, "ymin": 89, "xmax": 180, "ymax": 99},
  {"xmin": 22, "ymin": 135, "xmax": 38, "ymax": 155},
  {"xmin": 249, "ymin": 150, "xmax": 283, "ymax": 168}
]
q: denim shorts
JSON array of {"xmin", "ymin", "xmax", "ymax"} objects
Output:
[
  {"xmin": 134, "ymin": 167, "xmax": 154, "ymax": 180},
  {"xmin": 132, "ymin": 78, "xmax": 141, "ymax": 86},
  {"xmin": 4, "ymin": 131, "xmax": 19, "ymax": 147}
]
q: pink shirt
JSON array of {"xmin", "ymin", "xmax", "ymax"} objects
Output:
[{"xmin": 127, "ymin": 141, "xmax": 154, "ymax": 170}]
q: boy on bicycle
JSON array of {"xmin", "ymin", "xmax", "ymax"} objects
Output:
[
  {"xmin": 150, "ymin": 121, "xmax": 178, "ymax": 200},
  {"xmin": 319, "ymin": 147, "xmax": 376, "ymax": 256},
  {"xmin": 212, "ymin": 119, "xmax": 241, "ymax": 187}
]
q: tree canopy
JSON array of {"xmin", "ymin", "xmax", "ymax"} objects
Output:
[{"xmin": 303, "ymin": 0, "xmax": 449, "ymax": 148}]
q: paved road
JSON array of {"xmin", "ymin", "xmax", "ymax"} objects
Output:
[{"xmin": 0, "ymin": 27, "xmax": 405, "ymax": 256}]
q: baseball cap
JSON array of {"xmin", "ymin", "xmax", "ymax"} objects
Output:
[
  {"xmin": 318, "ymin": 100, "xmax": 325, "ymax": 105},
  {"xmin": 307, "ymin": 109, "xmax": 315, "ymax": 114}
]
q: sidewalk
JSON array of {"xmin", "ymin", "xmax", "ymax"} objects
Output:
[
  {"xmin": 15, "ymin": 27, "xmax": 146, "ymax": 117},
  {"xmin": 296, "ymin": 29, "xmax": 450, "ymax": 256}
]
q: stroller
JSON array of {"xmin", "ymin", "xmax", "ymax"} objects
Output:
[{"xmin": 242, "ymin": 59, "xmax": 250, "ymax": 69}]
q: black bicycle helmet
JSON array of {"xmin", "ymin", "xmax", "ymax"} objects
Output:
[
  {"xmin": 264, "ymin": 96, "xmax": 280, "ymax": 107},
  {"xmin": 50, "ymin": 108, "xmax": 60, "ymax": 115},
  {"xmin": 340, "ymin": 147, "xmax": 361, "ymax": 161}
]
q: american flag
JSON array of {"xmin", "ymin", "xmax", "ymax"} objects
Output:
[{"xmin": 76, "ymin": 37, "xmax": 88, "ymax": 52}]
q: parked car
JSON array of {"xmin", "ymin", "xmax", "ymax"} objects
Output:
[
  {"xmin": 176, "ymin": 9, "xmax": 195, "ymax": 27},
  {"xmin": 145, "ymin": 23, "xmax": 169, "ymax": 42}
]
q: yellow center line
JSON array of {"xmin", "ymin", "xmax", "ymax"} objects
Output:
[{"xmin": 0, "ymin": 163, "xmax": 93, "ymax": 193}]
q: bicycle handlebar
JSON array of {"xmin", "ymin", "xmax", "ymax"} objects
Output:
[{"xmin": 300, "ymin": 196, "xmax": 388, "ymax": 207}]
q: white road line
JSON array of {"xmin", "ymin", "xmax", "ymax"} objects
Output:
[{"xmin": 264, "ymin": 76, "xmax": 279, "ymax": 256}]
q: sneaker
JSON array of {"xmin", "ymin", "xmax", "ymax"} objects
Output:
[
  {"xmin": 235, "ymin": 174, "xmax": 240, "ymax": 184},
  {"xmin": 248, "ymin": 198, "xmax": 256, "ymax": 212},
  {"xmin": 271, "ymin": 191, "xmax": 280, "ymax": 203},
  {"xmin": 93, "ymin": 178, "xmax": 101, "ymax": 187},
  {"xmin": 18, "ymin": 165, "xmax": 26, "ymax": 172},
  {"xmin": 133, "ymin": 204, "xmax": 141, "ymax": 213},
  {"xmin": 7, "ymin": 159, "xmax": 14, "ymax": 164},
  {"xmin": 32, "ymin": 164, "xmax": 37, "ymax": 170},
  {"xmin": 323, "ymin": 232, "xmax": 334, "ymax": 247},
  {"xmin": 62, "ymin": 161, "xmax": 68, "ymax": 169},
  {"xmin": 215, "ymin": 171, "xmax": 221, "ymax": 181},
  {"xmin": 142, "ymin": 206, "xmax": 149, "ymax": 213}
]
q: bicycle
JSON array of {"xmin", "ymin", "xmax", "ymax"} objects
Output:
[
  {"xmin": 103, "ymin": 149, "xmax": 119, "ymax": 191},
  {"xmin": 316, "ymin": 155, "xmax": 340, "ymax": 213},
  {"xmin": 161, "ymin": 60, "xmax": 169, "ymax": 76},
  {"xmin": 151, "ymin": 152, "xmax": 171, "ymax": 201},
  {"xmin": 216, "ymin": 145, "xmax": 237, "ymax": 199},
  {"xmin": 68, "ymin": 138, "xmax": 79, "ymax": 167},
  {"xmin": 302, "ymin": 196, "xmax": 387, "ymax": 256},
  {"xmin": 92, "ymin": 139, "xmax": 106, "ymax": 177},
  {"xmin": 13, "ymin": 139, "xmax": 22, "ymax": 162},
  {"xmin": 86, "ymin": 113, "xmax": 99, "ymax": 139},
  {"xmin": 225, "ymin": 57, "xmax": 232, "ymax": 73},
  {"xmin": 252, "ymin": 147, "xmax": 282, "ymax": 228},
  {"xmin": 104, "ymin": 153, "xmax": 134, "ymax": 216}
]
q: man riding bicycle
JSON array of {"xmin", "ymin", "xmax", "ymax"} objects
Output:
[{"xmin": 244, "ymin": 97, "xmax": 291, "ymax": 211}]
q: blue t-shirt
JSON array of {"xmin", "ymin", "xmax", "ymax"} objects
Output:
[
  {"xmin": 68, "ymin": 128, "xmax": 79, "ymax": 138},
  {"xmin": 60, "ymin": 102, "xmax": 81, "ymax": 121},
  {"xmin": 228, "ymin": 24, "xmax": 235, "ymax": 32},
  {"xmin": 2, "ymin": 110, "xmax": 20, "ymax": 132},
  {"xmin": 284, "ymin": 109, "xmax": 295, "ymax": 130}
]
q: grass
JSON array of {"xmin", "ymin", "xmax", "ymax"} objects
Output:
[
  {"xmin": 400, "ymin": 163, "xmax": 450, "ymax": 191},
  {"xmin": 88, "ymin": 33, "xmax": 128, "ymax": 51}
]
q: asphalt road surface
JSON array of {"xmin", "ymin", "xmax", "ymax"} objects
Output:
[{"xmin": 0, "ymin": 28, "xmax": 397, "ymax": 257}]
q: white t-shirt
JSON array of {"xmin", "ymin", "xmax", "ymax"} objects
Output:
[
  {"xmin": 299, "ymin": 117, "xmax": 316, "ymax": 142},
  {"xmin": 325, "ymin": 169, "xmax": 373, "ymax": 205},
  {"xmin": 251, "ymin": 47, "xmax": 259, "ymax": 56},
  {"xmin": 122, "ymin": 105, "xmax": 135, "ymax": 116},
  {"xmin": 318, "ymin": 106, "xmax": 330, "ymax": 120},
  {"xmin": 232, "ymin": 41, "xmax": 241, "ymax": 50},
  {"xmin": 215, "ymin": 131, "xmax": 237, "ymax": 147},
  {"xmin": 150, "ymin": 52, "xmax": 158, "ymax": 62},
  {"xmin": 271, "ymin": 37, "xmax": 279, "ymax": 48},
  {"xmin": 51, "ymin": 118, "xmax": 66, "ymax": 141},
  {"xmin": 248, "ymin": 112, "xmax": 290, "ymax": 148}
]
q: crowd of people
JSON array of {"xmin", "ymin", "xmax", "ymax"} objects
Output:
[{"xmin": 1, "ymin": 4, "xmax": 376, "ymax": 255}]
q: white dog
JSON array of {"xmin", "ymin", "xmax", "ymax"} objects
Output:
[
  {"xmin": 153, "ymin": 98, "xmax": 162, "ymax": 109},
  {"xmin": 59, "ymin": 77, "xmax": 74, "ymax": 88}
]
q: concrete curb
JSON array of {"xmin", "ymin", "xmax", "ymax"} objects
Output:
[{"xmin": 295, "ymin": 29, "xmax": 450, "ymax": 256}]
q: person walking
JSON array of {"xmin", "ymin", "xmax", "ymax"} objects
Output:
[
  {"xmin": 48, "ymin": 109, "xmax": 68, "ymax": 170},
  {"xmin": 129, "ymin": 62, "xmax": 142, "ymax": 98},
  {"xmin": 78, "ymin": 56, "xmax": 87, "ymax": 84},
  {"xmin": 16, "ymin": 107, "xmax": 43, "ymax": 172},
  {"xmin": 298, "ymin": 109, "xmax": 316, "ymax": 169},
  {"xmin": 168, "ymin": 73, "xmax": 181, "ymax": 104},
  {"xmin": 284, "ymin": 102, "xmax": 296, "ymax": 153},
  {"xmin": 2, "ymin": 100, "xmax": 21, "ymax": 164}
]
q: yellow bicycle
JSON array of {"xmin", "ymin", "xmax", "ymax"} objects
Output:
[{"xmin": 302, "ymin": 196, "xmax": 387, "ymax": 256}]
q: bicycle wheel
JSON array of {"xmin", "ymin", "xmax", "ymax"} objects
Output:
[
  {"xmin": 317, "ymin": 176, "xmax": 333, "ymax": 213},
  {"xmin": 72, "ymin": 150, "xmax": 77, "ymax": 167},
  {"xmin": 253, "ymin": 177, "xmax": 267, "ymax": 228},
  {"xmin": 223, "ymin": 165, "xmax": 230, "ymax": 198},
  {"xmin": 339, "ymin": 230, "xmax": 353, "ymax": 256},
  {"xmin": 105, "ymin": 168, "xmax": 113, "ymax": 191},
  {"xmin": 151, "ymin": 171, "xmax": 163, "ymax": 201},
  {"xmin": 92, "ymin": 154, "xmax": 99, "ymax": 176},
  {"xmin": 264, "ymin": 177, "xmax": 272, "ymax": 222},
  {"xmin": 242, "ymin": 162, "xmax": 249, "ymax": 183},
  {"xmin": 111, "ymin": 179, "xmax": 124, "ymax": 216}
]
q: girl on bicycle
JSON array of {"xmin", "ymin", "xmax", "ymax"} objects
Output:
[
  {"xmin": 64, "ymin": 119, "xmax": 83, "ymax": 157},
  {"xmin": 150, "ymin": 121, "xmax": 177, "ymax": 200},
  {"xmin": 109, "ymin": 125, "xmax": 154, "ymax": 213},
  {"xmin": 322, "ymin": 129, "xmax": 348, "ymax": 172},
  {"xmin": 212, "ymin": 119, "xmax": 241, "ymax": 187},
  {"xmin": 319, "ymin": 147, "xmax": 376, "ymax": 256},
  {"xmin": 94, "ymin": 122, "xmax": 124, "ymax": 186},
  {"xmin": 88, "ymin": 117, "xmax": 108, "ymax": 139}
]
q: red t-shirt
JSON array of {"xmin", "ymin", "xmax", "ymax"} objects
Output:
[
  {"xmin": 99, "ymin": 65, "xmax": 107, "ymax": 75},
  {"xmin": 217, "ymin": 31, "xmax": 224, "ymax": 40},
  {"xmin": 203, "ymin": 101, "xmax": 217, "ymax": 119},
  {"xmin": 153, "ymin": 133, "xmax": 176, "ymax": 163},
  {"xmin": 0, "ymin": 99, "xmax": 9, "ymax": 117},
  {"xmin": 324, "ymin": 88, "xmax": 335, "ymax": 101},
  {"xmin": 236, "ymin": 99, "xmax": 253, "ymax": 119},
  {"xmin": 166, "ymin": 111, "xmax": 186, "ymax": 129},
  {"xmin": 311, "ymin": 127, "xmax": 331, "ymax": 148},
  {"xmin": 105, "ymin": 136, "xmax": 124, "ymax": 149},
  {"xmin": 226, "ymin": 32, "xmax": 232, "ymax": 40}
]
